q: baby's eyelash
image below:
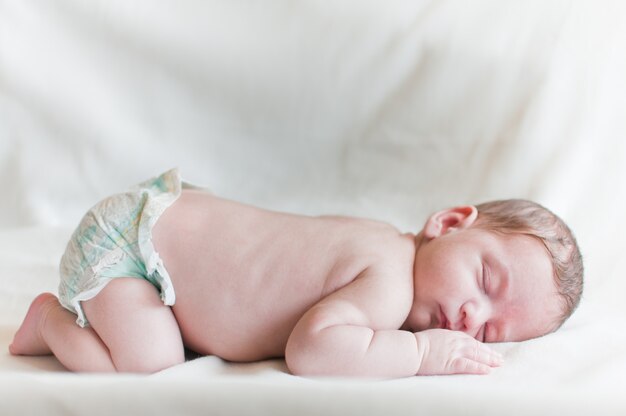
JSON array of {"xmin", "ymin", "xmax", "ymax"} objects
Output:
[
  {"xmin": 482, "ymin": 263, "xmax": 487, "ymax": 293},
  {"xmin": 482, "ymin": 263, "xmax": 490, "ymax": 294}
]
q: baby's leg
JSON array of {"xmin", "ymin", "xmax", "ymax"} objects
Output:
[
  {"xmin": 81, "ymin": 277, "xmax": 185, "ymax": 373},
  {"xmin": 10, "ymin": 293, "xmax": 116, "ymax": 372},
  {"xmin": 11, "ymin": 278, "xmax": 185, "ymax": 373}
]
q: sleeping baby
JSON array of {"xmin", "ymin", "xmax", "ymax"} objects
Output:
[{"xmin": 9, "ymin": 169, "xmax": 583, "ymax": 377}]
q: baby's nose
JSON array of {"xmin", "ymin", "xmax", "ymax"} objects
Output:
[{"xmin": 460, "ymin": 301, "xmax": 490, "ymax": 332}]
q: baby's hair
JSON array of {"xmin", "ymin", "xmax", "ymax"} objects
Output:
[{"xmin": 472, "ymin": 199, "xmax": 583, "ymax": 330}]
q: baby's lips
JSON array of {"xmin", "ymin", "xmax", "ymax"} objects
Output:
[{"xmin": 437, "ymin": 305, "xmax": 449, "ymax": 329}]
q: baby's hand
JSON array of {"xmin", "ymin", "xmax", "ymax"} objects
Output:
[{"xmin": 414, "ymin": 329, "xmax": 504, "ymax": 375}]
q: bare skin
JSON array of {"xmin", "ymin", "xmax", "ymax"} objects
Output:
[
  {"xmin": 12, "ymin": 190, "xmax": 560, "ymax": 377},
  {"xmin": 152, "ymin": 190, "xmax": 417, "ymax": 362},
  {"xmin": 10, "ymin": 293, "xmax": 116, "ymax": 372},
  {"xmin": 9, "ymin": 293, "xmax": 56, "ymax": 357}
]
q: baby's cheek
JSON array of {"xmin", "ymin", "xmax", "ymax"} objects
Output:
[{"xmin": 412, "ymin": 308, "xmax": 434, "ymax": 331}]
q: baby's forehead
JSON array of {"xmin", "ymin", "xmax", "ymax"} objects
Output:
[{"xmin": 469, "ymin": 229, "xmax": 549, "ymax": 254}]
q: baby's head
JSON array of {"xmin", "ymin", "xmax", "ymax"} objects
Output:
[
  {"xmin": 472, "ymin": 199, "xmax": 583, "ymax": 328},
  {"xmin": 409, "ymin": 199, "xmax": 583, "ymax": 342}
]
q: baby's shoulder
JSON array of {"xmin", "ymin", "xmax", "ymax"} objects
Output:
[
  {"xmin": 319, "ymin": 215, "xmax": 401, "ymax": 235},
  {"xmin": 352, "ymin": 217, "xmax": 413, "ymax": 246},
  {"xmin": 335, "ymin": 218, "xmax": 415, "ymax": 269}
]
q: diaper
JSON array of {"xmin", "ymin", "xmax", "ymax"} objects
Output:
[{"xmin": 58, "ymin": 168, "xmax": 202, "ymax": 327}]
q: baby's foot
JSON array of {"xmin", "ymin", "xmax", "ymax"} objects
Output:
[{"xmin": 9, "ymin": 293, "xmax": 59, "ymax": 356}]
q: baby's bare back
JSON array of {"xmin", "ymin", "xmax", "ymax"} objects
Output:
[{"xmin": 152, "ymin": 190, "xmax": 404, "ymax": 361}]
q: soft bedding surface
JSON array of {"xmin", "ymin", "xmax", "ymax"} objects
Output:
[{"xmin": 1, "ymin": 0, "xmax": 626, "ymax": 415}]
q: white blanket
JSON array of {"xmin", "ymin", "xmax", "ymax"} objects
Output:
[{"xmin": 1, "ymin": 0, "xmax": 626, "ymax": 414}]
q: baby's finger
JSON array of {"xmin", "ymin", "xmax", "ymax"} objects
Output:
[
  {"xmin": 450, "ymin": 357, "xmax": 492, "ymax": 375},
  {"xmin": 475, "ymin": 346, "xmax": 504, "ymax": 367},
  {"xmin": 470, "ymin": 344, "xmax": 504, "ymax": 366}
]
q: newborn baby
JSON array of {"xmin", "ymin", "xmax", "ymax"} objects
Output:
[{"xmin": 10, "ymin": 169, "xmax": 583, "ymax": 377}]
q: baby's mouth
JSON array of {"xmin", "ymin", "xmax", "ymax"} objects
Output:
[{"xmin": 438, "ymin": 306, "xmax": 448, "ymax": 330}]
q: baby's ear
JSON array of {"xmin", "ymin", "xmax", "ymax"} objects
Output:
[{"xmin": 423, "ymin": 206, "xmax": 478, "ymax": 239}]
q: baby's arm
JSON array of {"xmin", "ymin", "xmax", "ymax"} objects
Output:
[{"xmin": 286, "ymin": 267, "xmax": 501, "ymax": 378}]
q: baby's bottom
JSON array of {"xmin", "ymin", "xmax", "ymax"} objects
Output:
[{"xmin": 11, "ymin": 277, "xmax": 184, "ymax": 373}]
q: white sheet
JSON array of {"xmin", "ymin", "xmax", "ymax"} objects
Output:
[{"xmin": 1, "ymin": 0, "xmax": 626, "ymax": 414}]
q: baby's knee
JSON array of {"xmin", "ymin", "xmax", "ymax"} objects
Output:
[{"xmin": 114, "ymin": 348, "xmax": 185, "ymax": 373}]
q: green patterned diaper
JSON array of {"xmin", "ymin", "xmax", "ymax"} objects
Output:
[{"xmin": 58, "ymin": 168, "xmax": 198, "ymax": 327}]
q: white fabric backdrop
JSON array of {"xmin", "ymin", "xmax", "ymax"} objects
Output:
[
  {"xmin": 2, "ymin": 0, "xmax": 625, "ymax": 311},
  {"xmin": 1, "ymin": 0, "xmax": 626, "ymax": 414}
]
